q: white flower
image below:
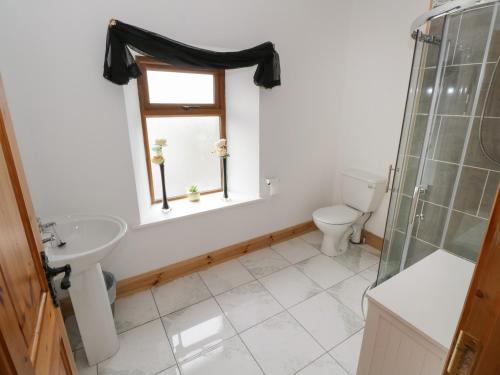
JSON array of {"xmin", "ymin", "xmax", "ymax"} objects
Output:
[
  {"xmin": 151, "ymin": 155, "xmax": 164, "ymax": 165},
  {"xmin": 214, "ymin": 138, "xmax": 228, "ymax": 157},
  {"xmin": 155, "ymin": 138, "xmax": 167, "ymax": 147},
  {"xmin": 214, "ymin": 139, "xmax": 226, "ymax": 148},
  {"xmin": 152, "ymin": 145, "xmax": 163, "ymax": 156}
]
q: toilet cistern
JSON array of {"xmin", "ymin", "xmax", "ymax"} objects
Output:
[{"xmin": 313, "ymin": 169, "xmax": 386, "ymax": 257}]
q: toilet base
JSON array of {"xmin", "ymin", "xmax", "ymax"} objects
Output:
[{"xmin": 320, "ymin": 229, "xmax": 352, "ymax": 257}]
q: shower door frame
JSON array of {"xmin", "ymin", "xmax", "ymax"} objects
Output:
[
  {"xmin": 379, "ymin": 0, "xmax": 500, "ymax": 284},
  {"xmin": 399, "ymin": 16, "xmax": 451, "ymax": 272}
]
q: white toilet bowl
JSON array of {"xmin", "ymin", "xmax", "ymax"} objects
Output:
[{"xmin": 313, "ymin": 205, "xmax": 361, "ymax": 256}]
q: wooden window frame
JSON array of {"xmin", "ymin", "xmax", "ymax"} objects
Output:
[{"xmin": 136, "ymin": 56, "xmax": 226, "ymax": 204}]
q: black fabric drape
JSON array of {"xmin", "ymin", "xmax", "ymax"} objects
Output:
[{"xmin": 103, "ymin": 20, "xmax": 281, "ymax": 88}]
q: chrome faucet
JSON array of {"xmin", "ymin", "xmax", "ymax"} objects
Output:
[{"xmin": 38, "ymin": 218, "xmax": 66, "ymax": 247}]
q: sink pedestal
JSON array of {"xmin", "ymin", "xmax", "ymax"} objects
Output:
[{"xmin": 69, "ymin": 263, "xmax": 119, "ymax": 365}]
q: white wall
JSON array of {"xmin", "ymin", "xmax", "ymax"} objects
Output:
[
  {"xmin": 333, "ymin": 0, "xmax": 429, "ymax": 236},
  {"xmin": 0, "ymin": 0, "xmax": 351, "ymax": 280}
]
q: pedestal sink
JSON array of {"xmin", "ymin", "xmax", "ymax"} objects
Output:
[{"xmin": 44, "ymin": 214, "xmax": 127, "ymax": 365}]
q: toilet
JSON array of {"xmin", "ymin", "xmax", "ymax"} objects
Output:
[{"xmin": 313, "ymin": 169, "xmax": 386, "ymax": 257}]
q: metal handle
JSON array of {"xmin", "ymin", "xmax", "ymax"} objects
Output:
[
  {"xmin": 409, "ymin": 185, "xmax": 425, "ymax": 225},
  {"xmin": 386, "ymin": 164, "xmax": 396, "ymax": 193},
  {"xmin": 41, "ymin": 252, "xmax": 72, "ymax": 306},
  {"xmin": 181, "ymin": 105, "xmax": 201, "ymax": 110}
]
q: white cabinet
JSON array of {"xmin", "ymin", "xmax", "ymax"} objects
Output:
[{"xmin": 357, "ymin": 250, "xmax": 474, "ymax": 375}]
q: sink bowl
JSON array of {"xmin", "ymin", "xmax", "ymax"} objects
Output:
[
  {"xmin": 44, "ymin": 214, "xmax": 127, "ymax": 365},
  {"xmin": 44, "ymin": 214, "xmax": 127, "ymax": 275}
]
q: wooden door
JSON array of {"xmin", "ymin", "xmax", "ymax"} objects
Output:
[
  {"xmin": 443, "ymin": 184, "xmax": 500, "ymax": 375},
  {"xmin": 0, "ymin": 76, "xmax": 77, "ymax": 375}
]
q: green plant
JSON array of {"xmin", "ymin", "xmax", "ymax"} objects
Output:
[{"xmin": 188, "ymin": 185, "xmax": 199, "ymax": 193}]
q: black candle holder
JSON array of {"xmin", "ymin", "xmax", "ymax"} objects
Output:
[
  {"xmin": 221, "ymin": 156, "xmax": 229, "ymax": 200},
  {"xmin": 159, "ymin": 163, "xmax": 171, "ymax": 212},
  {"xmin": 222, "ymin": 155, "xmax": 229, "ymax": 200}
]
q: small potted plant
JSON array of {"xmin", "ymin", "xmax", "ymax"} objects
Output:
[{"xmin": 187, "ymin": 185, "xmax": 201, "ymax": 202}]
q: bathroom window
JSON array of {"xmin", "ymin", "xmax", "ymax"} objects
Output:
[{"xmin": 136, "ymin": 57, "xmax": 226, "ymax": 204}]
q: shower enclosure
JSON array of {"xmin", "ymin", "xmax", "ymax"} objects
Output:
[{"xmin": 378, "ymin": 0, "xmax": 500, "ymax": 284}]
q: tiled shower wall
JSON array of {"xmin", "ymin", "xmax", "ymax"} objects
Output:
[
  {"xmin": 393, "ymin": 5, "xmax": 500, "ymax": 266},
  {"xmin": 432, "ymin": 0, "xmax": 452, "ymax": 8}
]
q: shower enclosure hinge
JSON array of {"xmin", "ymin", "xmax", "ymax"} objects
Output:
[{"xmin": 411, "ymin": 31, "xmax": 442, "ymax": 46}]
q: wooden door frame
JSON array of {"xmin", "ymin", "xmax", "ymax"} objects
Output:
[
  {"xmin": 0, "ymin": 76, "xmax": 77, "ymax": 374},
  {"xmin": 443, "ymin": 184, "xmax": 500, "ymax": 374}
]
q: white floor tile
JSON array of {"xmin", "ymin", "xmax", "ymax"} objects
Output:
[
  {"xmin": 199, "ymin": 259, "xmax": 255, "ymax": 295},
  {"xmin": 300, "ymin": 230, "xmax": 323, "ymax": 250},
  {"xmin": 359, "ymin": 263, "xmax": 379, "ymax": 283},
  {"xmin": 260, "ymin": 266, "xmax": 322, "ymax": 308},
  {"xmin": 289, "ymin": 292, "xmax": 364, "ymax": 350},
  {"xmin": 152, "ymin": 273, "xmax": 212, "ymax": 316},
  {"xmin": 271, "ymin": 238, "xmax": 321, "ymax": 264},
  {"xmin": 240, "ymin": 311, "xmax": 324, "ymax": 375},
  {"xmin": 157, "ymin": 366, "xmax": 181, "ymax": 375},
  {"xmin": 333, "ymin": 245, "xmax": 380, "ymax": 273},
  {"xmin": 327, "ymin": 275, "xmax": 371, "ymax": 318},
  {"xmin": 330, "ymin": 329, "xmax": 365, "ymax": 375},
  {"xmin": 73, "ymin": 349, "xmax": 96, "ymax": 375},
  {"xmin": 295, "ymin": 254, "xmax": 354, "ymax": 289},
  {"xmin": 216, "ymin": 280, "xmax": 283, "ymax": 332},
  {"xmin": 238, "ymin": 247, "xmax": 290, "ymax": 278},
  {"xmin": 162, "ymin": 298, "xmax": 236, "ymax": 363},
  {"xmin": 114, "ymin": 289, "xmax": 159, "ymax": 333},
  {"xmin": 180, "ymin": 336, "xmax": 263, "ymax": 375},
  {"xmin": 296, "ymin": 354, "xmax": 348, "ymax": 375},
  {"xmin": 358, "ymin": 243, "xmax": 380, "ymax": 254},
  {"xmin": 98, "ymin": 319, "xmax": 175, "ymax": 375}
]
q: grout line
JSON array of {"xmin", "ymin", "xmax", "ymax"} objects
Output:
[
  {"xmin": 195, "ymin": 272, "xmax": 268, "ymax": 375},
  {"xmin": 290, "ymin": 352, "xmax": 329, "ymax": 374},
  {"xmin": 164, "ymin": 276, "xmax": 240, "ymax": 370},
  {"xmin": 151, "ymin": 289, "xmax": 182, "ymax": 374},
  {"xmin": 111, "ymin": 244, "xmax": 377, "ymax": 374},
  {"xmin": 328, "ymin": 352, "xmax": 353, "ymax": 375},
  {"xmin": 393, "ymin": 228, "xmax": 440, "ymax": 250},
  {"xmin": 431, "ymin": 116, "xmax": 443, "ymax": 160},
  {"xmin": 253, "ymin": 277, "xmax": 330, "ymax": 366},
  {"xmin": 451, "ymin": 14, "xmax": 463, "ymax": 65},
  {"xmin": 476, "ymin": 170, "xmax": 490, "ymax": 217},
  {"xmin": 153, "ymin": 278, "xmax": 213, "ymax": 318},
  {"xmin": 413, "ymin": 236, "xmax": 440, "ymax": 250},
  {"xmin": 326, "ymin": 327, "xmax": 366, "ymax": 375},
  {"xmin": 440, "ymin": 3, "xmax": 498, "ymax": 248},
  {"xmin": 422, "ymin": 61, "xmax": 497, "ymax": 69},
  {"xmin": 399, "ymin": 192, "xmax": 490, "ymax": 220}
]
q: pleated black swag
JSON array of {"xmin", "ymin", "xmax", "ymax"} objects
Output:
[{"xmin": 103, "ymin": 20, "xmax": 281, "ymax": 89}]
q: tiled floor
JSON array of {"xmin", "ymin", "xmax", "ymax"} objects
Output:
[{"xmin": 74, "ymin": 231, "xmax": 379, "ymax": 375}]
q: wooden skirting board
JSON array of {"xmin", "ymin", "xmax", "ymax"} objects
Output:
[
  {"xmin": 115, "ymin": 221, "xmax": 384, "ymax": 299},
  {"xmin": 362, "ymin": 229, "xmax": 384, "ymax": 251}
]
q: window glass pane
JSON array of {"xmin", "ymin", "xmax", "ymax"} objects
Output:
[
  {"xmin": 147, "ymin": 116, "xmax": 221, "ymax": 200},
  {"xmin": 147, "ymin": 70, "xmax": 215, "ymax": 104}
]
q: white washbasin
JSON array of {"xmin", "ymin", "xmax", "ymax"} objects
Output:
[
  {"xmin": 43, "ymin": 214, "xmax": 127, "ymax": 365},
  {"xmin": 44, "ymin": 214, "xmax": 127, "ymax": 275}
]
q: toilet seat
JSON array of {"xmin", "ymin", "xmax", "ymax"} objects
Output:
[{"xmin": 313, "ymin": 205, "xmax": 360, "ymax": 225}]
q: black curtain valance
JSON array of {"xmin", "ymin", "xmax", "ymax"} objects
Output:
[{"xmin": 103, "ymin": 20, "xmax": 281, "ymax": 89}]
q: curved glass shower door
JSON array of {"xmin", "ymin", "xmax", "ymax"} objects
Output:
[{"xmin": 378, "ymin": 2, "xmax": 500, "ymax": 284}]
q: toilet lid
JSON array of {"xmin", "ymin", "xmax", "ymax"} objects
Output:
[{"xmin": 313, "ymin": 205, "xmax": 360, "ymax": 225}]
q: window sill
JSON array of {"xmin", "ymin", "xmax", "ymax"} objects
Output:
[{"xmin": 136, "ymin": 192, "xmax": 263, "ymax": 230}]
